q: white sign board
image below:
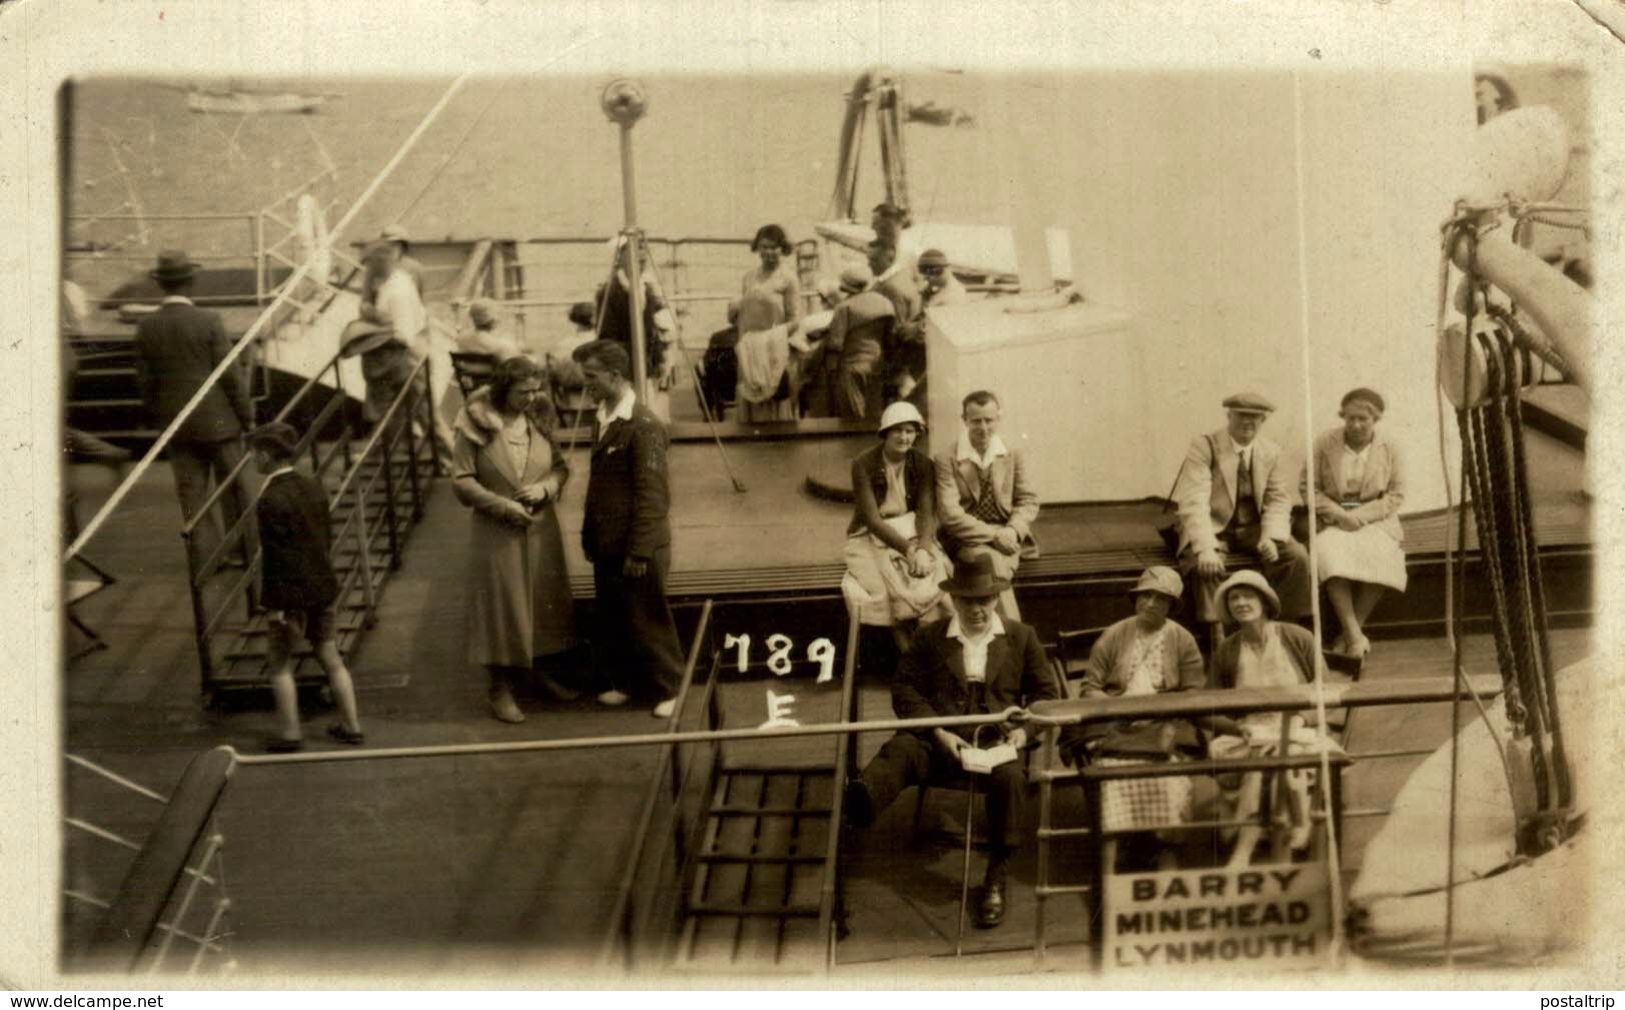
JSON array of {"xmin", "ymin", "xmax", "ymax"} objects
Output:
[{"xmin": 1103, "ymin": 862, "xmax": 1330, "ymax": 971}]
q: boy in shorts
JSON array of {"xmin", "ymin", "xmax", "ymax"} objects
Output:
[{"xmin": 249, "ymin": 423, "xmax": 365, "ymax": 752}]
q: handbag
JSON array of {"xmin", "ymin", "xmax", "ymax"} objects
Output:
[{"xmin": 1153, "ymin": 434, "xmax": 1216, "ymax": 553}]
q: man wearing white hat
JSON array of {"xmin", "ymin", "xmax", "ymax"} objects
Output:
[{"xmin": 1172, "ymin": 392, "xmax": 1312, "ymax": 626}]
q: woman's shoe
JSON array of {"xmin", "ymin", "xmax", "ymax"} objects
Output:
[
  {"xmin": 489, "ymin": 683, "xmax": 525, "ymax": 723},
  {"xmin": 265, "ymin": 736, "xmax": 304, "ymax": 754}
]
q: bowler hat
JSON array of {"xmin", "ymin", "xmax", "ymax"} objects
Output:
[
  {"xmin": 939, "ymin": 553, "xmax": 1011, "ymax": 597},
  {"xmin": 1131, "ymin": 565, "xmax": 1184, "ymax": 604},
  {"xmin": 149, "ymin": 249, "xmax": 201, "ymax": 283},
  {"xmin": 1215, "ymin": 569, "xmax": 1281, "ymax": 620},
  {"xmin": 1222, "ymin": 392, "xmax": 1275, "ymax": 415},
  {"xmin": 917, "ymin": 248, "xmax": 948, "ymax": 270}
]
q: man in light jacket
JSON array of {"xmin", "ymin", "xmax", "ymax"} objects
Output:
[{"xmin": 934, "ymin": 390, "xmax": 1039, "ymax": 619}]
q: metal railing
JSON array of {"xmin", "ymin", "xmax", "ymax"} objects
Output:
[
  {"xmin": 1025, "ymin": 674, "xmax": 1507, "ymax": 969},
  {"xmin": 76, "ymin": 748, "xmax": 236, "ymax": 975},
  {"xmin": 180, "ymin": 349, "xmax": 440, "ymax": 699}
]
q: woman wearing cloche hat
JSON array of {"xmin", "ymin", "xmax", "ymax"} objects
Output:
[
  {"xmin": 1068, "ymin": 566, "xmax": 1208, "ymax": 859},
  {"xmin": 840, "ymin": 401, "xmax": 953, "ymax": 649}
]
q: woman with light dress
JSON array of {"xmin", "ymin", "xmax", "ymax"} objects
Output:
[
  {"xmin": 451, "ymin": 356, "xmax": 576, "ymax": 724},
  {"xmin": 1301, "ymin": 387, "xmax": 1407, "ymax": 663},
  {"xmin": 1206, "ymin": 570, "xmax": 1341, "ymax": 865},
  {"xmin": 841, "ymin": 401, "xmax": 953, "ymax": 650},
  {"xmin": 740, "ymin": 223, "xmax": 803, "ymax": 329}
]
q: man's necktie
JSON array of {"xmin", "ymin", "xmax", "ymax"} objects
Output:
[{"xmin": 970, "ymin": 467, "xmax": 1007, "ymax": 523}]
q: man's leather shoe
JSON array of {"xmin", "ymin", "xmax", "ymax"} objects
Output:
[
  {"xmin": 844, "ymin": 779, "xmax": 875, "ymax": 828},
  {"xmin": 975, "ymin": 879, "xmax": 1006, "ymax": 929}
]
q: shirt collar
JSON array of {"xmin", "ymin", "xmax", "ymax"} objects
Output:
[
  {"xmin": 946, "ymin": 611, "xmax": 1005, "ymax": 645},
  {"xmin": 160, "ymin": 295, "xmax": 193, "ymax": 306},
  {"xmin": 596, "ymin": 385, "xmax": 637, "ymax": 431},
  {"xmin": 955, "ymin": 430, "xmax": 1008, "ymax": 467}
]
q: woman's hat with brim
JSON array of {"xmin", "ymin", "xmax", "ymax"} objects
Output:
[
  {"xmin": 1131, "ymin": 565, "xmax": 1184, "ymax": 606},
  {"xmin": 939, "ymin": 553, "xmax": 1010, "ymax": 597},
  {"xmin": 877, "ymin": 400, "xmax": 925, "ymax": 436},
  {"xmin": 1215, "ymin": 569, "xmax": 1280, "ymax": 620},
  {"xmin": 149, "ymin": 249, "xmax": 202, "ymax": 283}
]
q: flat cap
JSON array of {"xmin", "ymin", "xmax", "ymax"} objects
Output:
[
  {"xmin": 1222, "ymin": 392, "xmax": 1275, "ymax": 414},
  {"xmin": 917, "ymin": 248, "xmax": 948, "ymax": 270}
]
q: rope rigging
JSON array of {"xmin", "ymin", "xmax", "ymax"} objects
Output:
[{"xmin": 1439, "ymin": 213, "xmax": 1577, "ymax": 858}]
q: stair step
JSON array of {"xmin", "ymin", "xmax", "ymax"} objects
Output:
[
  {"xmin": 695, "ymin": 853, "xmax": 825, "ymax": 865},
  {"xmin": 708, "ymin": 805, "xmax": 830, "ymax": 817}
]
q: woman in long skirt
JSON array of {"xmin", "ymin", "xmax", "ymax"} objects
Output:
[{"xmin": 450, "ymin": 356, "xmax": 576, "ymax": 723}]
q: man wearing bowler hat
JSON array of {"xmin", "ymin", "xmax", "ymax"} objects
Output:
[
  {"xmin": 133, "ymin": 249, "xmax": 257, "ymax": 573},
  {"xmin": 1172, "ymin": 392, "xmax": 1313, "ymax": 627},
  {"xmin": 844, "ymin": 553, "xmax": 1059, "ymax": 929}
]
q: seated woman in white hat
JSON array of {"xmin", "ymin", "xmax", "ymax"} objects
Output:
[
  {"xmin": 1206, "ymin": 569, "xmax": 1342, "ymax": 865},
  {"xmin": 841, "ymin": 401, "xmax": 954, "ymax": 649}
]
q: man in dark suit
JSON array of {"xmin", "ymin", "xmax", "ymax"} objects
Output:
[
  {"xmin": 844, "ymin": 554, "xmax": 1060, "ymax": 928},
  {"xmin": 133, "ymin": 250, "xmax": 257, "ymax": 573},
  {"xmin": 572, "ymin": 339, "xmax": 683, "ymax": 718}
]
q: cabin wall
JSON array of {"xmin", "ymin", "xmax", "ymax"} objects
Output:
[{"xmin": 955, "ymin": 71, "xmax": 1472, "ymax": 510}]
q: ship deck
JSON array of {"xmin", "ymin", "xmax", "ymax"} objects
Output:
[{"xmin": 60, "ymin": 417, "xmax": 1593, "ymax": 976}]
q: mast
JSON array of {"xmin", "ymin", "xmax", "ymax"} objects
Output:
[{"xmin": 602, "ymin": 79, "xmax": 652, "ymax": 401}]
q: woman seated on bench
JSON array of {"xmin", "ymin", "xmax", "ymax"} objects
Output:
[
  {"xmin": 1069, "ymin": 567, "xmax": 1206, "ymax": 869},
  {"xmin": 841, "ymin": 401, "xmax": 953, "ymax": 650},
  {"xmin": 1206, "ymin": 570, "xmax": 1341, "ymax": 865}
]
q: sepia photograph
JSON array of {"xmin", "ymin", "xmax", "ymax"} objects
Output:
[{"xmin": 8, "ymin": 0, "xmax": 1625, "ymax": 991}]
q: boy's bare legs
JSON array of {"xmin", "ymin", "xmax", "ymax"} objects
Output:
[
  {"xmin": 314, "ymin": 639, "xmax": 363, "ymax": 735},
  {"xmin": 267, "ymin": 633, "xmax": 303, "ymax": 746}
]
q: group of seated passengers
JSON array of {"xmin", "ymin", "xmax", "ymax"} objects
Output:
[
  {"xmin": 840, "ymin": 384, "xmax": 1405, "ymax": 923},
  {"xmin": 706, "ymin": 212, "xmax": 967, "ymax": 423}
]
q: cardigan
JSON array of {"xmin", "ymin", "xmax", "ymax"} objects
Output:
[{"xmin": 846, "ymin": 444, "xmax": 938, "ymax": 553}]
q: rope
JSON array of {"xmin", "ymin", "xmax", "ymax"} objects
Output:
[
  {"xmin": 1501, "ymin": 332, "xmax": 1572, "ymax": 809},
  {"xmin": 393, "ymin": 79, "xmax": 509, "ymax": 223},
  {"xmin": 1289, "ymin": 71, "xmax": 1345, "ymax": 961},
  {"xmin": 64, "ymin": 75, "xmax": 471, "ymax": 563}
]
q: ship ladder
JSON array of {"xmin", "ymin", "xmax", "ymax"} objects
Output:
[{"xmin": 666, "ymin": 608, "xmax": 861, "ymax": 974}]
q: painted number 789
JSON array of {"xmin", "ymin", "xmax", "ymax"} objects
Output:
[{"xmin": 722, "ymin": 634, "xmax": 838, "ymax": 683}]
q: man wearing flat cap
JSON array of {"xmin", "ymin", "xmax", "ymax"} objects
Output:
[
  {"xmin": 134, "ymin": 249, "xmax": 257, "ymax": 574},
  {"xmin": 844, "ymin": 553, "xmax": 1059, "ymax": 928},
  {"xmin": 1172, "ymin": 392, "xmax": 1312, "ymax": 627}
]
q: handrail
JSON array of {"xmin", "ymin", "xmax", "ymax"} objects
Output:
[
  {"xmin": 90, "ymin": 747, "xmax": 235, "ymax": 971},
  {"xmin": 228, "ymin": 707, "xmax": 1028, "ymax": 768},
  {"xmin": 179, "ymin": 346, "xmax": 351, "ymax": 538},
  {"xmin": 1027, "ymin": 674, "xmax": 1506, "ymax": 728},
  {"xmin": 600, "ymin": 600, "xmax": 714, "ymax": 968},
  {"xmin": 65, "ymin": 73, "xmax": 469, "ymax": 564},
  {"xmin": 820, "ymin": 605, "xmax": 862, "ymax": 968}
]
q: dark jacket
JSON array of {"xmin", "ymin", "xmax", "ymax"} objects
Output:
[
  {"xmin": 846, "ymin": 444, "xmax": 938, "ymax": 552},
  {"xmin": 891, "ymin": 618, "xmax": 1059, "ymax": 743},
  {"xmin": 257, "ymin": 470, "xmax": 339, "ymax": 611},
  {"xmin": 581, "ymin": 400, "xmax": 672, "ymax": 561},
  {"xmin": 134, "ymin": 299, "xmax": 253, "ymax": 444}
]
